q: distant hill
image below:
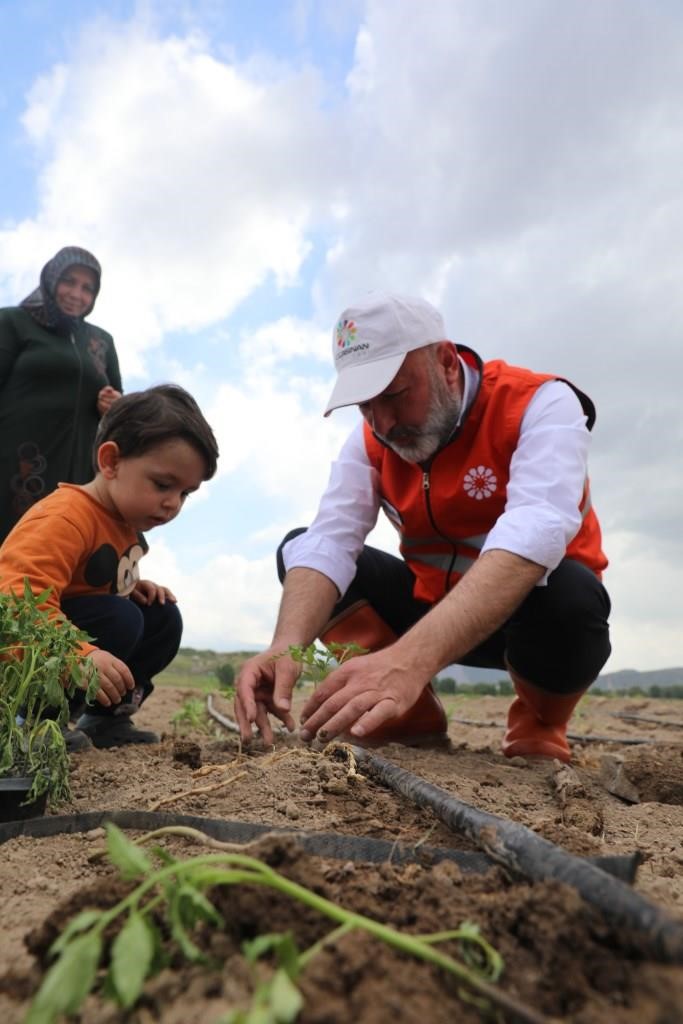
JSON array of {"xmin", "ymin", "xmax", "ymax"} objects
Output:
[
  {"xmin": 157, "ymin": 647, "xmax": 260, "ymax": 688},
  {"xmin": 437, "ymin": 664, "xmax": 683, "ymax": 691},
  {"xmin": 593, "ymin": 667, "xmax": 683, "ymax": 692},
  {"xmin": 166, "ymin": 648, "xmax": 683, "ymax": 693}
]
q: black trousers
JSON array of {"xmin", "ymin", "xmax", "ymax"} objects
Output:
[
  {"xmin": 278, "ymin": 528, "xmax": 611, "ymax": 694},
  {"xmin": 62, "ymin": 595, "xmax": 183, "ymax": 717}
]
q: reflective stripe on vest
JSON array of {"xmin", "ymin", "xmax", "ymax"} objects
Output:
[{"xmin": 405, "ymin": 549, "xmax": 478, "ymax": 576}]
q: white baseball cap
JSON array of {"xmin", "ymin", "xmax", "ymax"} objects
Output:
[{"xmin": 324, "ymin": 292, "xmax": 447, "ymax": 416}]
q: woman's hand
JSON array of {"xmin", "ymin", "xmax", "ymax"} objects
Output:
[{"xmin": 97, "ymin": 385, "xmax": 122, "ymax": 416}]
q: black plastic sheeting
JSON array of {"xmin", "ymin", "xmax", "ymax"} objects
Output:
[
  {"xmin": 0, "ymin": 808, "xmax": 638, "ymax": 881},
  {"xmin": 350, "ymin": 746, "xmax": 683, "ymax": 964}
]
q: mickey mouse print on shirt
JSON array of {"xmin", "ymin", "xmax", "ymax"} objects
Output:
[{"xmin": 83, "ymin": 540, "xmax": 147, "ymax": 596}]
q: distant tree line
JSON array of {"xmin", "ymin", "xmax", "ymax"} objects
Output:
[
  {"xmin": 435, "ymin": 679, "xmax": 683, "ymax": 699},
  {"xmin": 434, "ymin": 678, "xmax": 513, "ymax": 696},
  {"xmin": 592, "ymin": 684, "xmax": 683, "ymax": 700}
]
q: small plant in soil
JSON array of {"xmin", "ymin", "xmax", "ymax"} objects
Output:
[
  {"xmin": 0, "ymin": 582, "xmax": 98, "ymax": 807},
  {"xmin": 171, "ymin": 696, "xmax": 212, "ymax": 734},
  {"xmin": 26, "ymin": 823, "xmax": 506, "ymax": 1024},
  {"xmin": 215, "ymin": 660, "xmax": 236, "ymax": 697},
  {"xmin": 285, "ymin": 641, "xmax": 367, "ymax": 687}
]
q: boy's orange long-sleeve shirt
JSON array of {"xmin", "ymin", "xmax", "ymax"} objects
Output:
[{"xmin": 0, "ymin": 484, "xmax": 147, "ymax": 654}]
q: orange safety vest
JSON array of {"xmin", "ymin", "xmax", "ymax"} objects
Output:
[{"xmin": 363, "ymin": 346, "xmax": 607, "ymax": 604}]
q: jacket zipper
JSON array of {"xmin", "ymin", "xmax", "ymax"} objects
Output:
[{"xmin": 66, "ymin": 332, "xmax": 84, "ymax": 475}]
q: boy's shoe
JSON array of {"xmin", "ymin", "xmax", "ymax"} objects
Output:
[
  {"xmin": 61, "ymin": 725, "xmax": 94, "ymax": 752},
  {"xmin": 76, "ymin": 714, "xmax": 160, "ymax": 749}
]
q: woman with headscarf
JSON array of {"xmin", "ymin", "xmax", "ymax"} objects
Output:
[{"xmin": 0, "ymin": 246, "xmax": 122, "ymax": 541}]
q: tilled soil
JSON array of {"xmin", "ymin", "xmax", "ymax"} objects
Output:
[{"xmin": 1, "ymin": 688, "xmax": 682, "ymax": 1023}]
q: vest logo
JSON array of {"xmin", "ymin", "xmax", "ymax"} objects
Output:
[
  {"xmin": 336, "ymin": 318, "xmax": 357, "ymax": 348},
  {"xmin": 464, "ymin": 465, "xmax": 497, "ymax": 500}
]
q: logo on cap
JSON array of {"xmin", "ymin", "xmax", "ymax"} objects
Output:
[{"xmin": 336, "ymin": 318, "xmax": 357, "ymax": 348}]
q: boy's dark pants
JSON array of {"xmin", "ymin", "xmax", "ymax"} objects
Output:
[
  {"xmin": 62, "ymin": 595, "xmax": 182, "ymax": 718},
  {"xmin": 278, "ymin": 528, "xmax": 611, "ymax": 693}
]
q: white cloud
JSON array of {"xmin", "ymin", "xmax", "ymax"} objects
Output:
[
  {"xmin": 207, "ymin": 371, "xmax": 349, "ymax": 505},
  {"xmin": 0, "ymin": 18, "xmax": 337, "ymax": 376},
  {"xmin": 601, "ymin": 532, "xmax": 682, "ymax": 672},
  {"xmin": 239, "ymin": 316, "xmax": 330, "ymax": 374},
  {"xmin": 142, "ymin": 538, "xmax": 279, "ymax": 650}
]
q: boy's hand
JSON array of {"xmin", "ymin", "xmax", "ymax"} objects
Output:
[
  {"xmin": 89, "ymin": 649, "xmax": 136, "ymax": 706},
  {"xmin": 131, "ymin": 579, "xmax": 177, "ymax": 605}
]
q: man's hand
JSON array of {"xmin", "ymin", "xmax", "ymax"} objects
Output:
[
  {"xmin": 234, "ymin": 649, "xmax": 299, "ymax": 745},
  {"xmin": 97, "ymin": 385, "xmax": 122, "ymax": 416},
  {"xmin": 131, "ymin": 579, "xmax": 177, "ymax": 606},
  {"xmin": 88, "ymin": 649, "xmax": 136, "ymax": 707},
  {"xmin": 299, "ymin": 647, "xmax": 428, "ymax": 743}
]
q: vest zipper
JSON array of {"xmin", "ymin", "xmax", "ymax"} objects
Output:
[{"xmin": 421, "ymin": 466, "xmax": 459, "ymax": 596}]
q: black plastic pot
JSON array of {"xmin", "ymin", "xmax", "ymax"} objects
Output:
[{"xmin": 0, "ymin": 775, "xmax": 48, "ymax": 823}]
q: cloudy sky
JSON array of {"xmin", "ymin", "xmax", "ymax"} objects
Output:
[{"xmin": 1, "ymin": 0, "xmax": 680, "ymax": 672}]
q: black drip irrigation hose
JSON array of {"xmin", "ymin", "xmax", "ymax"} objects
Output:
[
  {"xmin": 206, "ymin": 694, "xmax": 287, "ymax": 736},
  {"xmin": 609, "ymin": 712, "xmax": 683, "ymax": 730},
  {"xmin": 350, "ymin": 745, "xmax": 683, "ymax": 965},
  {"xmin": 450, "ymin": 716, "xmax": 663, "ymax": 746},
  {"xmin": 206, "ymin": 693, "xmax": 240, "ymax": 732},
  {"xmin": 0, "ymin": 809, "xmax": 640, "ymax": 883},
  {"xmin": 200, "ymin": 696, "xmax": 639, "ymax": 883},
  {"xmin": 566, "ymin": 733, "xmax": 657, "ymax": 746}
]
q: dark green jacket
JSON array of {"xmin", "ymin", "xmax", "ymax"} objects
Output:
[{"xmin": 0, "ymin": 307, "xmax": 122, "ymax": 541}]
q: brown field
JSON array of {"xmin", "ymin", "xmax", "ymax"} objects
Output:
[{"xmin": 1, "ymin": 688, "xmax": 682, "ymax": 1023}]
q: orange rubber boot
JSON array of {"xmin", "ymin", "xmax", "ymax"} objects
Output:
[
  {"xmin": 320, "ymin": 601, "xmax": 449, "ymax": 748},
  {"xmin": 502, "ymin": 671, "xmax": 588, "ymax": 763}
]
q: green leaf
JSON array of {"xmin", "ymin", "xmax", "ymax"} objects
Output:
[
  {"xmin": 152, "ymin": 844, "xmax": 177, "ymax": 866},
  {"xmin": 244, "ymin": 1005, "xmax": 275, "ymax": 1024},
  {"xmin": 269, "ymin": 969, "xmax": 303, "ymax": 1022},
  {"xmin": 273, "ymin": 934, "xmax": 300, "ymax": 978},
  {"xmin": 111, "ymin": 912, "xmax": 155, "ymax": 1009},
  {"xmin": 169, "ymin": 893, "xmax": 205, "ymax": 962},
  {"xmin": 26, "ymin": 932, "xmax": 102, "ymax": 1023},
  {"xmin": 106, "ymin": 822, "xmax": 152, "ymax": 878},
  {"xmin": 243, "ymin": 933, "xmax": 285, "ymax": 964},
  {"xmin": 49, "ymin": 909, "xmax": 102, "ymax": 956},
  {"xmin": 177, "ymin": 882, "xmax": 224, "ymax": 928},
  {"xmin": 32, "ymin": 584, "xmax": 52, "ymax": 605},
  {"xmin": 243, "ymin": 933, "xmax": 300, "ymax": 979}
]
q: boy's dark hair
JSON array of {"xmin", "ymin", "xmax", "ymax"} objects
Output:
[{"xmin": 94, "ymin": 384, "xmax": 219, "ymax": 478}]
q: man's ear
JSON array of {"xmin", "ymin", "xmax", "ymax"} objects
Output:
[
  {"xmin": 97, "ymin": 441, "xmax": 121, "ymax": 478},
  {"xmin": 435, "ymin": 341, "xmax": 460, "ymax": 387}
]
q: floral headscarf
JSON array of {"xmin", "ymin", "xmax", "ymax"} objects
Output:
[{"xmin": 20, "ymin": 246, "xmax": 101, "ymax": 335}]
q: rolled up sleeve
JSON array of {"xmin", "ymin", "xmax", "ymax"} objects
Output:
[
  {"xmin": 481, "ymin": 381, "xmax": 590, "ymax": 583},
  {"xmin": 282, "ymin": 423, "xmax": 381, "ymax": 596}
]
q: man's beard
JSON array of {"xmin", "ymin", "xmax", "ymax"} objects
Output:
[{"xmin": 377, "ymin": 367, "xmax": 462, "ymax": 464}]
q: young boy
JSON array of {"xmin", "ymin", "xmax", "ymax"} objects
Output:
[{"xmin": 0, "ymin": 384, "xmax": 219, "ymax": 749}]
